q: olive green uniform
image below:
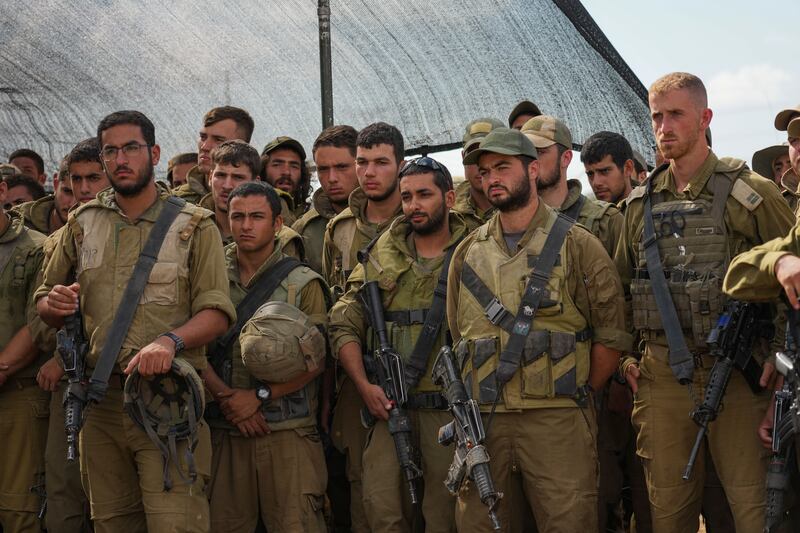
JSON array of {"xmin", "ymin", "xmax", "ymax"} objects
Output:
[
  {"xmin": 329, "ymin": 213, "xmax": 471, "ymax": 532},
  {"xmin": 0, "ymin": 211, "xmax": 48, "ymax": 533},
  {"xmin": 447, "ymin": 202, "xmax": 631, "ymax": 533},
  {"xmin": 559, "ymin": 179, "xmax": 623, "ymax": 258},
  {"xmin": 14, "ymin": 195, "xmax": 60, "ymax": 235},
  {"xmin": 322, "ymin": 186, "xmax": 403, "ymax": 533},
  {"xmin": 35, "ymin": 185, "xmax": 236, "ymax": 533},
  {"xmin": 293, "ymin": 188, "xmax": 340, "ymax": 275},
  {"xmin": 172, "ymin": 164, "xmax": 208, "ymax": 204},
  {"xmin": 614, "ymin": 152, "xmax": 794, "ymax": 533},
  {"xmin": 207, "ymin": 243, "xmax": 329, "ymax": 533},
  {"xmin": 452, "ymin": 180, "xmax": 495, "ymax": 228}
]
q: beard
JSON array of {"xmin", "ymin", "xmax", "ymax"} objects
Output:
[
  {"xmin": 658, "ymin": 128, "xmax": 700, "ymax": 161},
  {"xmin": 364, "ymin": 176, "xmax": 399, "ymax": 202},
  {"xmin": 110, "ymin": 157, "xmax": 153, "ymax": 198},
  {"xmin": 488, "ymin": 171, "xmax": 532, "ymax": 212},
  {"xmin": 408, "ymin": 202, "xmax": 447, "ymax": 236},
  {"xmin": 535, "ymin": 165, "xmax": 560, "ymax": 192}
]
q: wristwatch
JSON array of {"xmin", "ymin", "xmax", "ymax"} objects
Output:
[
  {"xmin": 159, "ymin": 332, "xmax": 185, "ymax": 353},
  {"xmin": 256, "ymin": 384, "xmax": 272, "ymax": 405}
]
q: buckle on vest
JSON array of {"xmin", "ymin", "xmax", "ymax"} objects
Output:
[{"xmin": 485, "ymin": 298, "xmax": 509, "ymax": 325}]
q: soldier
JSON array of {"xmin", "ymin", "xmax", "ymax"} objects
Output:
[
  {"xmin": 167, "ymin": 152, "xmax": 198, "ymax": 189},
  {"xmin": 329, "ymin": 156, "xmax": 469, "ymax": 531},
  {"xmin": 615, "ymin": 72, "xmax": 794, "ymax": 532},
  {"xmin": 201, "ymin": 181, "xmax": 329, "ymax": 532},
  {"xmin": 261, "ymin": 136, "xmax": 312, "ymax": 218},
  {"xmin": 172, "ymin": 105, "xmax": 255, "ymax": 204},
  {"xmin": 322, "ymin": 121, "xmax": 405, "ymax": 533},
  {"xmin": 520, "ymin": 115, "xmax": 623, "ymax": 257},
  {"xmin": 632, "ymin": 149, "xmax": 649, "ymax": 184},
  {"xmin": 507, "ymin": 100, "xmax": 543, "ymax": 130},
  {"xmin": 14, "ymin": 157, "xmax": 76, "ymax": 235},
  {"xmin": 9, "ymin": 148, "xmax": 47, "ymax": 185},
  {"xmin": 752, "ymin": 143, "xmax": 791, "ymax": 187},
  {"xmin": 3, "ymin": 175, "xmax": 46, "ymax": 210},
  {"xmin": 580, "ymin": 131, "xmax": 637, "ymax": 204},
  {"xmin": 293, "ymin": 125, "xmax": 360, "ymax": 275},
  {"xmin": 35, "ymin": 110, "xmax": 236, "ymax": 532},
  {"xmin": 448, "ymin": 127, "xmax": 629, "ymax": 532},
  {"xmin": 453, "ymin": 117, "xmax": 503, "ymax": 227},
  {"xmin": 0, "ymin": 175, "xmax": 48, "ymax": 532}
]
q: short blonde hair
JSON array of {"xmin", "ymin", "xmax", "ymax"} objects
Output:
[{"xmin": 649, "ymin": 72, "xmax": 708, "ymax": 108}]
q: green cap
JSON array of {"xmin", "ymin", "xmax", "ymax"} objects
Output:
[
  {"xmin": 462, "ymin": 127, "xmax": 538, "ymax": 165},
  {"xmin": 508, "ymin": 100, "xmax": 543, "ymax": 128},
  {"xmin": 789, "ymin": 116, "xmax": 800, "ymax": 138},
  {"xmin": 752, "ymin": 143, "xmax": 789, "ymax": 178},
  {"xmin": 261, "ymin": 136, "xmax": 306, "ymax": 160},
  {"xmin": 775, "ymin": 105, "xmax": 800, "ymax": 131},
  {"xmin": 520, "ymin": 115, "xmax": 572, "ymax": 149},
  {"xmin": 462, "ymin": 117, "xmax": 504, "ymax": 152}
]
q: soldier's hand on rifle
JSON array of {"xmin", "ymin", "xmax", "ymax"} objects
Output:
[
  {"xmin": 759, "ymin": 361, "xmax": 778, "ymax": 389},
  {"xmin": 124, "ymin": 336, "xmax": 175, "ymax": 376},
  {"xmin": 235, "ymin": 412, "xmax": 271, "ymax": 438},
  {"xmin": 624, "ymin": 363, "xmax": 641, "ymax": 394},
  {"xmin": 37, "ymin": 356, "xmax": 64, "ymax": 392},
  {"xmin": 775, "ymin": 254, "xmax": 800, "ymax": 309},
  {"xmin": 218, "ymin": 388, "xmax": 261, "ymax": 425},
  {"xmin": 758, "ymin": 399, "xmax": 776, "ymax": 449},
  {"xmin": 45, "ymin": 283, "xmax": 80, "ymax": 317},
  {"xmin": 359, "ymin": 382, "xmax": 392, "ymax": 421}
]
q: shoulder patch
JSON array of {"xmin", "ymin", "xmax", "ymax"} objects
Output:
[
  {"xmin": 730, "ymin": 179, "xmax": 763, "ymax": 211},
  {"xmin": 625, "ymin": 185, "xmax": 647, "ymax": 205}
]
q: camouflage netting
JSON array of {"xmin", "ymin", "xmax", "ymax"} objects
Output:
[{"xmin": 0, "ymin": 0, "xmax": 653, "ymax": 175}]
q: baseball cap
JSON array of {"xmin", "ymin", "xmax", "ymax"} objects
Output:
[
  {"xmin": 0, "ymin": 163, "xmax": 22, "ymax": 181},
  {"xmin": 752, "ymin": 143, "xmax": 789, "ymax": 178},
  {"xmin": 775, "ymin": 105, "xmax": 800, "ymax": 131},
  {"xmin": 508, "ymin": 100, "xmax": 543, "ymax": 128},
  {"xmin": 167, "ymin": 152, "xmax": 198, "ymax": 181},
  {"xmin": 520, "ymin": 115, "xmax": 572, "ymax": 149},
  {"xmin": 462, "ymin": 127, "xmax": 538, "ymax": 165},
  {"xmin": 261, "ymin": 136, "xmax": 306, "ymax": 160},
  {"xmin": 788, "ymin": 116, "xmax": 800, "ymax": 138},
  {"xmin": 462, "ymin": 118, "xmax": 505, "ymax": 153}
]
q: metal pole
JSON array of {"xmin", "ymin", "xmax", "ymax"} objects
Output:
[{"xmin": 318, "ymin": 0, "xmax": 334, "ymax": 129}]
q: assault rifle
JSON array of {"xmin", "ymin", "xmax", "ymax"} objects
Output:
[
  {"xmin": 57, "ymin": 309, "xmax": 89, "ymax": 462},
  {"xmin": 682, "ymin": 301, "xmax": 771, "ymax": 480},
  {"xmin": 360, "ymin": 280, "xmax": 423, "ymax": 504},
  {"xmin": 432, "ymin": 346, "xmax": 502, "ymax": 530}
]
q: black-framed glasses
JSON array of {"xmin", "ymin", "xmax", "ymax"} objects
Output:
[
  {"xmin": 400, "ymin": 156, "xmax": 453, "ymax": 187},
  {"xmin": 101, "ymin": 142, "xmax": 150, "ymax": 162}
]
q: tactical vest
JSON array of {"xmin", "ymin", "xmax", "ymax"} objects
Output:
[
  {"xmin": 576, "ymin": 197, "xmax": 613, "ymax": 237},
  {"xmin": 630, "ymin": 169, "xmax": 739, "ymax": 349},
  {"xmin": 456, "ymin": 209, "xmax": 591, "ymax": 411},
  {"xmin": 230, "ymin": 264, "xmax": 325, "ymax": 431},
  {"xmin": 68, "ymin": 198, "xmax": 208, "ymax": 369}
]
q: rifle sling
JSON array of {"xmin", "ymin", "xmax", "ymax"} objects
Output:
[
  {"xmin": 87, "ymin": 196, "xmax": 185, "ymax": 403},
  {"xmin": 562, "ymin": 194, "xmax": 585, "ymax": 222},
  {"xmin": 210, "ymin": 256, "xmax": 303, "ymax": 376}
]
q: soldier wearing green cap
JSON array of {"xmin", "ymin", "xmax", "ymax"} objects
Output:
[
  {"xmin": 453, "ymin": 117, "xmax": 503, "ymax": 228},
  {"xmin": 449, "ymin": 127, "xmax": 630, "ymax": 532},
  {"xmin": 521, "ymin": 115, "xmax": 623, "ymax": 258},
  {"xmin": 261, "ymin": 136, "xmax": 312, "ymax": 219},
  {"xmin": 508, "ymin": 100, "xmax": 543, "ymax": 130}
]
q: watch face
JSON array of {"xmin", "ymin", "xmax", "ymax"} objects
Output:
[{"xmin": 257, "ymin": 387, "xmax": 269, "ymax": 401}]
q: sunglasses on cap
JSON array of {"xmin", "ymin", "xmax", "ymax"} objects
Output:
[{"xmin": 400, "ymin": 156, "xmax": 453, "ymax": 187}]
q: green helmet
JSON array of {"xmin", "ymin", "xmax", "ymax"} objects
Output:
[
  {"xmin": 124, "ymin": 358, "xmax": 204, "ymax": 490},
  {"xmin": 239, "ymin": 301, "xmax": 326, "ymax": 383}
]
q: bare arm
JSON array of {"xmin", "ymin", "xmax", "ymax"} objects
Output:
[{"xmin": 589, "ymin": 343, "xmax": 621, "ymax": 392}]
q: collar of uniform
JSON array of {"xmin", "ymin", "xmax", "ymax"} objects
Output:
[
  {"xmin": 227, "ymin": 241, "xmax": 284, "ymax": 288},
  {"xmin": 653, "ymin": 151, "xmax": 719, "ymax": 199},
  {"xmin": 311, "ymin": 187, "xmax": 338, "ymax": 219},
  {"xmin": 487, "ymin": 199, "xmax": 552, "ymax": 254},
  {"xmin": 454, "ymin": 181, "xmax": 477, "ymax": 216},
  {"xmin": 97, "ymin": 181, "xmax": 172, "ymax": 222},
  {"xmin": 347, "ymin": 186, "xmax": 402, "ymax": 229},
  {"xmin": 560, "ymin": 179, "xmax": 583, "ymax": 210},
  {"xmin": 186, "ymin": 165, "xmax": 208, "ymax": 196},
  {"xmin": 0, "ymin": 210, "xmax": 25, "ymax": 243},
  {"xmin": 15, "ymin": 194, "xmax": 55, "ymax": 234},
  {"xmin": 199, "ymin": 192, "xmax": 215, "ymax": 211},
  {"xmin": 387, "ymin": 211, "xmax": 470, "ymax": 260}
]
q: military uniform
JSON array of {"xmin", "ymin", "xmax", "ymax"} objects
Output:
[
  {"xmin": 206, "ymin": 243, "xmax": 329, "ymax": 533},
  {"xmin": 0, "ymin": 211, "xmax": 48, "ymax": 533},
  {"xmin": 615, "ymin": 152, "xmax": 794, "ymax": 532},
  {"xmin": 329, "ymin": 213, "xmax": 470, "ymax": 532},
  {"xmin": 14, "ymin": 195, "xmax": 60, "ymax": 234},
  {"xmin": 447, "ymin": 201, "xmax": 631, "ymax": 533},
  {"xmin": 292, "ymin": 188, "xmax": 340, "ymax": 275},
  {"xmin": 35, "ymin": 184, "xmax": 236, "ymax": 533},
  {"xmin": 452, "ymin": 180, "xmax": 495, "ymax": 228},
  {"xmin": 559, "ymin": 179, "xmax": 622, "ymax": 258},
  {"xmin": 172, "ymin": 165, "xmax": 208, "ymax": 204},
  {"xmin": 321, "ymin": 186, "xmax": 403, "ymax": 533}
]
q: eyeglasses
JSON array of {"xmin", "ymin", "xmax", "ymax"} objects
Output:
[
  {"xmin": 400, "ymin": 156, "xmax": 453, "ymax": 188},
  {"xmin": 101, "ymin": 143, "xmax": 150, "ymax": 162}
]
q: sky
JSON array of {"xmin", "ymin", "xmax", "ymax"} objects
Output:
[{"xmin": 434, "ymin": 0, "xmax": 799, "ymax": 189}]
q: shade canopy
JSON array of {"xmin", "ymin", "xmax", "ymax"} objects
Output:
[{"xmin": 0, "ymin": 0, "xmax": 654, "ymax": 175}]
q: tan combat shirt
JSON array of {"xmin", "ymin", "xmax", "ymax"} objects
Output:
[
  {"xmin": 292, "ymin": 188, "xmax": 339, "ymax": 275},
  {"xmin": 452, "ymin": 180, "xmax": 495, "ymax": 228}
]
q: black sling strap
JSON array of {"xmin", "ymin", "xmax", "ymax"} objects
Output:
[
  {"xmin": 461, "ymin": 213, "xmax": 574, "ymax": 384},
  {"xmin": 86, "ymin": 196, "xmax": 185, "ymax": 403},
  {"xmin": 210, "ymin": 256, "xmax": 303, "ymax": 373},
  {"xmin": 562, "ymin": 194, "xmax": 585, "ymax": 222},
  {"xmin": 404, "ymin": 243, "xmax": 459, "ymax": 390}
]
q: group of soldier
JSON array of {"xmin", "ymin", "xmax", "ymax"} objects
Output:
[{"xmin": 1, "ymin": 69, "xmax": 800, "ymax": 533}]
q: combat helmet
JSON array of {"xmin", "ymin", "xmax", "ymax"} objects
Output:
[
  {"xmin": 239, "ymin": 301, "xmax": 326, "ymax": 383},
  {"xmin": 124, "ymin": 358, "xmax": 205, "ymax": 490}
]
